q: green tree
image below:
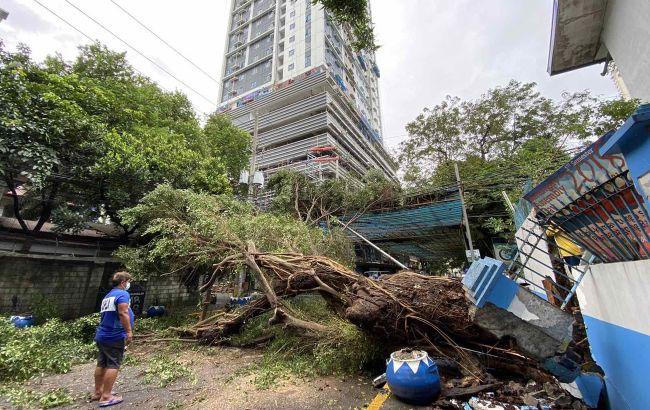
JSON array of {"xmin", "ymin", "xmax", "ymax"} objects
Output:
[
  {"xmin": 0, "ymin": 44, "xmax": 100, "ymax": 232},
  {"xmin": 202, "ymin": 113, "xmax": 250, "ymax": 180},
  {"xmin": 0, "ymin": 42, "xmax": 249, "ymax": 236},
  {"xmin": 398, "ymin": 80, "xmax": 639, "ymax": 255},
  {"xmin": 266, "ymin": 169, "xmax": 401, "ymax": 228}
]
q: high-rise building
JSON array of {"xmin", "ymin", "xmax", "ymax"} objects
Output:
[{"xmin": 218, "ymin": 0, "xmax": 396, "ymax": 182}]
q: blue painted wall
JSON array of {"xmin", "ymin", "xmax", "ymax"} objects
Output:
[{"xmin": 583, "ymin": 315, "xmax": 650, "ymax": 409}]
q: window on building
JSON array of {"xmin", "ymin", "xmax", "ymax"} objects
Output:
[
  {"xmin": 289, "ymin": 10, "xmax": 295, "ymax": 17},
  {"xmin": 288, "ymin": 49, "xmax": 294, "ymax": 56},
  {"xmin": 288, "ymin": 63, "xmax": 294, "ymax": 70},
  {"xmin": 251, "ymin": 81, "xmax": 257, "ymax": 88},
  {"xmin": 305, "ymin": 56, "xmax": 311, "ymax": 67},
  {"xmin": 290, "ymin": 22, "xmax": 295, "ymax": 30},
  {"xmin": 305, "ymin": 14, "xmax": 311, "ymax": 22},
  {"xmin": 289, "ymin": 35, "xmax": 295, "ymax": 43}
]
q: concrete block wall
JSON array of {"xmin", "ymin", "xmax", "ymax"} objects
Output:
[
  {"xmin": 141, "ymin": 275, "xmax": 198, "ymax": 308},
  {"xmin": 1, "ymin": 252, "xmax": 198, "ymax": 320},
  {"xmin": 575, "ymin": 259, "xmax": 650, "ymax": 409},
  {"xmin": 0, "ymin": 253, "xmax": 119, "ymax": 319}
]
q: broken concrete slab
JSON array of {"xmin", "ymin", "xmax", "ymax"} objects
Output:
[{"xmin": 463, "ymin": 257, "xmax": 579, "ymax": 382}]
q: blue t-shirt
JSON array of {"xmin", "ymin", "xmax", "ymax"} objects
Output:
[{"xmin": 95, "ymin": 288, "xmax": 134, "ymax": 343}]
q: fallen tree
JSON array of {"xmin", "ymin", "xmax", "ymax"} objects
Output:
[
  {"xmin": 189, "ymin": 243, "xmax": 557, "ymax": 383},
  {"xmin": 118, "ymin": 186, "xmax": 589, "ymax": 407}
]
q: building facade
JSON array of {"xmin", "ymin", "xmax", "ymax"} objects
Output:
[
  {"xmin": 218, "ymin": 0, "xmax": 396, "ymax": 182},
  {"xmin": 547, "ymin": 0, "xmax": 650, "ymax": 102}
]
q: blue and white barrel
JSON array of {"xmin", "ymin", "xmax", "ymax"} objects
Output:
[
  {"xmin": 386, "ymin": 350, "xmax": 441, "ymax": 404},
  {"xmin": 10, "ymin": 315, "xmax": 35, "ymax": 329}
]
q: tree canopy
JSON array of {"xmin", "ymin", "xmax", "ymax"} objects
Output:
[
  {"xmin": 398, "ymin": 80, "xmax": 639, "ymax": 254},
  {"xmin": 115, "ymin": 184, "xmax": 353, "ymax": 279},
  {"xmin": 0, "ymin": 42, "xmax": 250, "ymax": 236},
  {"xmin": 266, "ymin": 169, "xmax": 401, "ymax": 228}
]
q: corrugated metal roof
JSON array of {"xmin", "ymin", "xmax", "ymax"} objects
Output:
[{"xmin": 345, "ymin": 194, "xmax": 465, "ymax": 261}]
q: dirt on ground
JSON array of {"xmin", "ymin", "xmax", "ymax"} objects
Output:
[{"xmin": 9, "ymin": 341, "xmax": 387, "ymax": 410}]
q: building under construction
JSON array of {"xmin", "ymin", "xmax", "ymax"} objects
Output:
[{"xmin": 217, "ymin": 0, "xmax": 396, "ymax": 182}]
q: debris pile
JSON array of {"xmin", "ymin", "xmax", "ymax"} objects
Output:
[
  {"xmin": 189, "ymin": 242, "xmax": 591, "ymax": 408},
  {"xmin": 433, "ymin": 373, "xmax": 589, "ymax": 409}
]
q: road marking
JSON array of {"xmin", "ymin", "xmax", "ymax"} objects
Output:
[{"xmin": 367, "ymin": 386, "xmax": 390, "ymax": 410}]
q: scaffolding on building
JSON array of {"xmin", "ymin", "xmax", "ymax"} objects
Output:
[{"xmin": 306, "ymin": 145, "xmax": 340, "ymax": 181}]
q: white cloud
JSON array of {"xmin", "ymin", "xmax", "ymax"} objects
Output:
[
  {"xmin": 0, "ymin": 0, "xmax": 618, "ymax": 147},
  {"xmin": 371, "ymin": 0, "xmax": 619, "ymax": 149}
]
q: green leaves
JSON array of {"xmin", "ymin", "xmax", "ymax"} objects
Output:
[
  {"xmin": 0, "ymin": 315, "xmax": 98, "ymax": 383},
  {"xmin": 266, "ymin": 169, "xmax": 401, "ymax": 226},
  {"xmin": 115, "ymin": 184, "xmax": 352, "ymax": 278},
  {"xmin": 1, "ymin": 41, "xmax": 249, "ymax": 235},
  {"xmin": 398, "ymin": 80, "xmax": 639, "ymax": 252},
  {"xmin": 316, "ymin": 0, "xmax": 377, "ymax": 51}
]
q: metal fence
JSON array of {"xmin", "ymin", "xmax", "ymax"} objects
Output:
[{"xmin": 505, "ymin": 217, "xmax": 594, "ymax": 310}]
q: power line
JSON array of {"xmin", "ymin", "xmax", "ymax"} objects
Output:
[
  {"xmin": 31, "ymin": 0, "xmax": 158, "ymax": 91},
  {"xmin": 108, "ymin": 0, "xmax": 220, "ymax": 85},
  {"xmin": 62, "ymin": 0, "xmax": 218, "ymax": 107},
  {"xmin": 33, "ymin": 0, "xmax": 96, "ymax": 43}
]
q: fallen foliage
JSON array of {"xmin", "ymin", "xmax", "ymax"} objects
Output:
[{"xmin": 0, "ymin": 315, "xmax": 98, "ymax": 383}]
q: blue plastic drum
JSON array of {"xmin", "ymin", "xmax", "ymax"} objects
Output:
[
  {"xmin": 10, "ymin": 315, "xmax": 35, "ymax": 329},
  {"xmin": 386, "ymin": 350, "xmax": 441, "ymax": 404},
  {"xmin": 146, "ymin": 306, "xmax": 166, "ymax": 317}
]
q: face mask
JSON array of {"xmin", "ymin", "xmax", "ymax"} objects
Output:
[{"xmin": 125, "ymin": 282, "xmax": 131, "ymax": 291}]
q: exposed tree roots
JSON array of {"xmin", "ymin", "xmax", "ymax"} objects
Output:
[{"xmin": 190, "ymin": 243, "xmax": 555, "ymax": 382}]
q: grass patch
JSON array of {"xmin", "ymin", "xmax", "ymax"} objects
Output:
[
  {"xmin": 143, "ymin": 354, "xmax": 197, "ymax": 387},
  {"xmin": 232, "ymin": 295, "xmax": 385, "ymax": 388},
  {"xmin": 0, "ymin": 385, "xmax": 74, "ymax": 409}
]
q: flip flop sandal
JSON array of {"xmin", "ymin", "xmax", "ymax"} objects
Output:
[
  {"xmin": 90, "ymin": 392, "xmax": 117, "ymax": 402},
  {"xmin": 98, "ymin": 396, "xmax": 123, "ymax": 407}
]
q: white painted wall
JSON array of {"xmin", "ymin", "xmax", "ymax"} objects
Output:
[
  {"xmin": 602, "ymin": 0, "xmax": 650, "ymax": 102},
  {"xmin": 515, "ymin": 210, "xmax": 554, "ymax": 292},
  {"xmin": 577, "ymin": 259, "xmax": 650, "ymax": 335}
]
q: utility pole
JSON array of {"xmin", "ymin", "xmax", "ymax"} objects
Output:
[
  {"xmin": 247, "ymin": 110, "xmax": 259, "ymax": 203},
  {"xmin": 455, "ymin": 162, "xmax": 476, "ymax": 262}
]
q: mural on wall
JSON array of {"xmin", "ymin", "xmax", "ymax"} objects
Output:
[{"xmin": 525, "ymin": 132, "xmax": 650, "ymax": 262}]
